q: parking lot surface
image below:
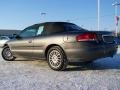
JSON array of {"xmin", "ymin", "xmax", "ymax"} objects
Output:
[{"xmin": 0, "ymin": 48, "xmax": 120, "ymax": 90}]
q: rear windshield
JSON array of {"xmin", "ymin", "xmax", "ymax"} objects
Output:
[{"xmin": 64, "ymin": 23, "xmax": 87, "ymax": 31}]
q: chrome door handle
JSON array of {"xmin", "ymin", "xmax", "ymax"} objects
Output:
[{"xmin": 28, "ymin": 40, "xmax": 32, "ymax": 43}]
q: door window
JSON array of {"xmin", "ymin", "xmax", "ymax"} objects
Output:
[
  {"xmin": 19, "ymin": 28, "xmax": 37, "ymax": 38},
  {"xmin": 36, "ymin": 26, "xmax": 44, "ymax": 36}
]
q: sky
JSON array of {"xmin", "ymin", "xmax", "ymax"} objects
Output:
[{"xmin": 0, "ymin": 0, "xmax": 120, "ymax": 31}]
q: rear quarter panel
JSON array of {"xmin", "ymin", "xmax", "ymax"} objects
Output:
[{"xmin": 33, "ymin": 34, "xmax": 67, "ymax": 59}]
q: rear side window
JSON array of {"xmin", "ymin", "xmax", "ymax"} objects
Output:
[
  {"xmin": 64, "ymin": 23, "xmax": 87, "ymax": 31},
  {"xmin": 45, "ymin": 23, "xmax": 65, "ymax": 35}
]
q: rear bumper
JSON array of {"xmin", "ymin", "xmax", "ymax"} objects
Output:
[{"xmin": 65, "ymin": 44, "xmax": 118, "ymax": 62}]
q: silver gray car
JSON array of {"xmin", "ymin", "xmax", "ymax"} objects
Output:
[{"xmin": 2, "ymin": 22, "xmax": 118, "ymax": 71}]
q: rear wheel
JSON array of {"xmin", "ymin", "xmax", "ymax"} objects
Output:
[
  {"xmin": 47, "ymin": 46, "xmax": 68, "ymax": 71},
  {"xmin": 2, "ymin": 46, "xmax": 15, "ymax": 61}
]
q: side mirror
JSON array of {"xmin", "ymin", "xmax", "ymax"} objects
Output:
[{"xmin": 12, "ymin": 34, "xmax": 21, "ymax": 39}]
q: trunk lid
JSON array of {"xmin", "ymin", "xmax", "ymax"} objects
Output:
[{"xmin": 91, "ymin": 31, "xmax": 115, "ymax": 44}]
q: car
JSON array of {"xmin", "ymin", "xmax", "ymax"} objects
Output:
[
  {"xmin": 2, "ymin": 22, "xmax": 118, "ymax": 71},
  {"xmin": 115, "ymin": 37, "xmax": 120, "ymax": 45},
  {"xmin": 0, "ymin": 36, "xmax": 10, "ymax": 47}
]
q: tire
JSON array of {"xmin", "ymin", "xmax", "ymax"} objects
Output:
[
  {"xmin": 47, "ymin": 46, "xmax": 68, "ymax": 71},
  {"xmin": 2, "ymin": 46, "xmax": 15, "ymax": 61}
]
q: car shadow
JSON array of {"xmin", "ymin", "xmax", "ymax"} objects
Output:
[
  {"xmin": 14, "ymin": 59, "xmax": 37, "ymax": 61},
  {"xmin": 65, "ymin": 54, "xmax": 120, "ymax": 71},
  {"xmin": 13, "ymin": 58, "xmax": 42, "ymax": 61},
  {"xmin": 13, "ymin": 54, "xmax": 120, "ymax": 71}
]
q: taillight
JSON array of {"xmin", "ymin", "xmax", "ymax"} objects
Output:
[{"xmin": 76, "ymin": 33, "xmax": 97, "ymax": 41}]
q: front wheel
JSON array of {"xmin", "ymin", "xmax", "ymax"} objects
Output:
[
  {"xmin": 2, "ymin": 46, "xmax": 15, "ymax": 61},
  {"xmin": 47, "ymin": 46, "xmax": 68, "ymax": 71}
]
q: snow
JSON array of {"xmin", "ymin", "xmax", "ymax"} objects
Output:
[
  {"xmin": 0, "ymin": 48, "xmax": 120, "ymax": 90},
  {"xmin": 117, "ymin": 46, "xmax": 120, "ymax": 54}
]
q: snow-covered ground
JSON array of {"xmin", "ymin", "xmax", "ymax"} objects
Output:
[{"xmin": 0, "ymin": 48, "xmax": 120, "ymax": 90}]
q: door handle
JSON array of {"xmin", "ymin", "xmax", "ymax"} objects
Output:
[{"xmin": 28, "ymin": 40, "xmax": 32, "ymax": 43}]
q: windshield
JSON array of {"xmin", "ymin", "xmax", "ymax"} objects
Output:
[
  {"xmin": 64, "ymin": 23, "xmax": 87, "ymax": 31},
  {"xmin": 0, "ymin": 36, "xmax": 9, "ymax": 40}
]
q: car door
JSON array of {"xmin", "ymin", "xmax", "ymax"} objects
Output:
[
  {"xmin": 10, "ymin": 26, "xmax": 38, "ymax": 58},
  {"xmin": 33, "ymin": 25, "xmax": 46, "ymax": 59}
]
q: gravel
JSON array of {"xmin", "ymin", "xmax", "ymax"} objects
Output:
[{"xmin": 0, "ymin": 48, "xmax": 120, "ymax": 90}]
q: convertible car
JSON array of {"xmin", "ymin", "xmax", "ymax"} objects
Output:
[{"xmin": 2, "ymin": 22, "xmax": 118, "ymax": 71}]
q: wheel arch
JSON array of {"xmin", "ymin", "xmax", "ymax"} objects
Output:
[
  {"xmin": 45, "ymin": 44, "xmax": 65, "ymax": 59},
  {"xmin": 3, "ymin": 44, "xmax": 9, "ymax": 48}
]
